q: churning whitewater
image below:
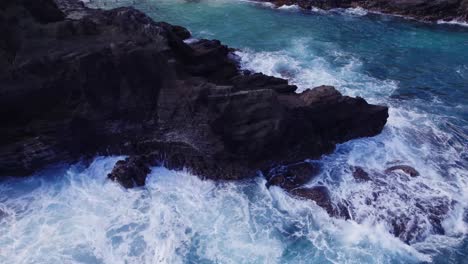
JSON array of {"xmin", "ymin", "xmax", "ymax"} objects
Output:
[
  {"xmin": 0, "ymin": 158, "xmax": 432, "ymax": 263},
  {"xmin": 0, "ymin": 0, "xmax": 467, "ymax": 263}
]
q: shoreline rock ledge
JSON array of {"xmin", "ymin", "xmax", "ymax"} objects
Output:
[
  {"xmin": 257, "ymin": 0, "xmax": 468, "ymax": 22},
  {"xmin": 0, "ymin": 0, "xmax": 388, "ymax": 189}
]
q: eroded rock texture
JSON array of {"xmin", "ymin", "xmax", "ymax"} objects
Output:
[
  {"xmin": 0, "ymin": 0, "xmax": 388, "ymax": 191},
  {"xmin": 258, "ymin": 0, "xmax": 468, "ymax": 22}
]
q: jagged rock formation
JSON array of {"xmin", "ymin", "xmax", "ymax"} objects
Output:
[
  {"xmin": 0, "ymin": 0, "xmax": 388, "ymax": 183},
  {"xmin": 259, "ymin": 0, "xmax": 468, "ymax": 22}
]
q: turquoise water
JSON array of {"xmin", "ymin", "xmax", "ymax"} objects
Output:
[{"xmin": 0, "ymin": 0, "xmax": 467, "ymax": 263}]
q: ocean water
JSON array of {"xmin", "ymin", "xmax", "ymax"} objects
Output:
[{"xmin": 1, "ymin": 0, "xmax": 467, "ymax": 263}]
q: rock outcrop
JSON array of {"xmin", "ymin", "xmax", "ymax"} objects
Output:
[
  {"xmin": 108, "ymin": 156, "xmax": 151, "ymax": 188},
  {"xmin": 351, "ymin": 166, "xmax": 371, "ymax": 181},
  {"xmin": 385, "ymin": 165, "xmax": 420, "ymax": 177},
  {"xmin": 266, "ymin": 161, "xmax": 321, "ymax": 190},
  {"xmin": 258, "ymin": 0, "xmax": 468, "ymax": 22},
  {"xmin": 291, "ymin": 186, "xmax": 351, "ymax": 219},
  {"xmin": 0, "ymin": 0, "xmax": 388, "ymax": 196},
  {"xmin": 342, "ymin": 164, "xmax": 453, "ymax": 244}
]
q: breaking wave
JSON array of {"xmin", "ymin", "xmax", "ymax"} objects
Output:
[
  {"xmin": 437, "ymin": 19, "xmax": 468, "ymax": 28},
  {"xmin": 1, "ymin": 0, "xmax": 467, "ymax": 263},
  {"xmin": 235, "ymin": 37, "xmax": 467, "ymax": 255},
  {"xmin": 0, "ymin": 158, "xmax": 430, "ymax": 264}
]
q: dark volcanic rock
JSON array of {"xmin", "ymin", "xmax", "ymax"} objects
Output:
[
  {"xmin": 299, "ymin": 85, "xmax": 341, "ymax": 105},
  {"xmin": 278, "ymin": 86, "xmax": 389, "ymax": 162},
  {"xmin": 351, "ymin": 166, "xmax": 371, "ymax": 181},
  {"xmin": 266, "ymin": 162, "xmax": 321, "ymax": 190},
  {"xmin": 389, "ymin": 196, "xmax": 452, "ymax": 244},
  {"xmin": 156, "ymin": 22, "xmax": 192, "ymax": 40},
  {"xmin": 108, "ymin": 156, "xmax": 151, "ymax": 188},
  {"xmin": 292, "ymin": 186, "xmax": 334, "ymax": 213},
  {"xmin": 259, "ymin": 0, "xmax": 352, "ymax": 10},
  {"xmin": 258, "ymin": 0, "xmax": 468, "ymax": 22},
  {"xmin": 231, "ymin": 72, "xmax": 298, "ymax": 94},
  {"xmin": 363, "ymin": 0, "xmax": 468, "ymax": 22},
  {"xmin": 291, "ymin": 186, "xmax": 350, "ymax": 219},
  {"xmin": 23, "ymin": 0, "xmax": 66, "ymax": 23},
  {"xmin": 0, "ymin": 0, "xmax": 388, "ymax": 187},
  {"xmin": 385, "ymin": 165, "xmax": 420, "ymax": 177}
]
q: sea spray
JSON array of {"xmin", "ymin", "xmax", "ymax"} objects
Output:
[
  {"xmin": 0, "ymin": 158, "xmax": 430, "ymax": 263},
  {"xmin": 1, "ymin": 0, "xmax": 467, "ymax": 262}
]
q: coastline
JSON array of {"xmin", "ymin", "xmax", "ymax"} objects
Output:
[
  {"xmin": 0, "ymin": 0, "xmax": 388, "ymax": 185},
  {"xmin": 254, "ymin": 0, "xmax": 468, "ymax": 24},
  {"xmin": 0, "ymin": 0, "xmax": 466, "ymax": 255}
]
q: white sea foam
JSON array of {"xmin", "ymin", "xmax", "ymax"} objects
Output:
[
  {"xmin": 328, "ymin": 7, "xmax": 369, "ymax": 17},
  {"xmin": 247, "ymin": 0, "xmax": 276, "ymax": 9},
  {"xmin": 183, "ymin": 37, "xmax": 199, "ymax": 44},
  {"xmin": 437, "ymin": 19, "xmax": 468, "ymax": 27},
  {"xmin": 344, "ymin": 7, "xmax": 368, "ymax": 17},
  {"xmin": 0, "ymin": 158, "xmax": 432, "ymax": 264},
  {"xmin": 277, "ymin": 4, "xmax": 300, "ymax": 11},
  {"xmin": 320, "ymin": 102, "xmax": 468, "ymax": 240},
  {"xmin": 241, "ymin": 0, "xmax": 282, "ymax": 10},
  {"xmin": 0, "ymin": 49, "xmax": 465, "ymax": 264},
  {"xmin": 4, "ymin": 0, "xmax": 468, "ymax": 261},
  {"xmin": 235, "ymin": 36, "xmax": 467, "ymax": 253},
  {"xmin": 235, "ymin": 46, "xmax": 397, "ymax": 102}
]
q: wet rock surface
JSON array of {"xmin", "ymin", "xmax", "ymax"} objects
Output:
[
  {"xmin": 388, "ymin": 196, "xmax": 453, "ymax": 243},
  {"xmin": 0, "ymin": 0, "xmax": 388, "ymax": 181},
  {"xmin": 351, "ymin": 166, "xmax": 371, "ymax": 182},
  {"xmin": 266, "ymin": 161, "xmax": 321, "ymax": 190},
  {"xmin": 264, "ymin": 161, "xmax": 354, "ymax": 220},
  {"xmin": 0, "ymin": 0, "xmax": 460, "ymax": 248},
  {"xmin": 108, "ymin": 156, "xmax": 151, "ymax": 188},
  {"xmin": 385, "ymin": 165, "xmax": 420, "ymax": 177},
  {"xmin": 258, "ymin": 0, "xmax": 468, "ymax": 22},
  {"xmin": 343, "ymin": 164, "xmax": 456, "ymax": 244},
  {"xmin": 291, "ymin": 186, "xmax": 350, "ymax": 219}
]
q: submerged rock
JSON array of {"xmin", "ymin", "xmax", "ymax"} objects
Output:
[
  {"xmin": 292, "ymin": 186, "xmax": 332, "ymax": 210},
  {"xmin": 0, "ymin": 209, "xmax": 7, "ymax": 219},
  {"xmin": 345, "ymin": 165, "xmax": 452, "ymax": 244},
  {"xmin": 351, "ymin": 166, "xmax": 371, "ymax": 182},
  {"xmin": 348, "ymin": 164, "xmax": 418, "ymax": 184},
  {"xmin": 388, "ymin": 196, "xmax": 453, "ymax": 244},
  {"xmin": 385, "ymin": 165, "xmax": 420, "ymax": 177},
  {"xmin": 291, "ymin": 186, "xmax": 350, "ymax": 219},
  {"xmin": 266, "ymin": 161, "xmax": 321, "ymax": 190}
]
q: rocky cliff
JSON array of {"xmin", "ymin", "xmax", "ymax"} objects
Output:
[
  {"xmin": 0, "ymin": 0, "xmax": 388, "ymax": 192},
  {"xmin": 259, "ymin": 0, "xmax": 468, "ymax": 22}
]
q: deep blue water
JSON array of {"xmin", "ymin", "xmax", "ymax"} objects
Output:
[{"xmin": 0, "ymin": 0, "xmax": 467, "ymax": 263}]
